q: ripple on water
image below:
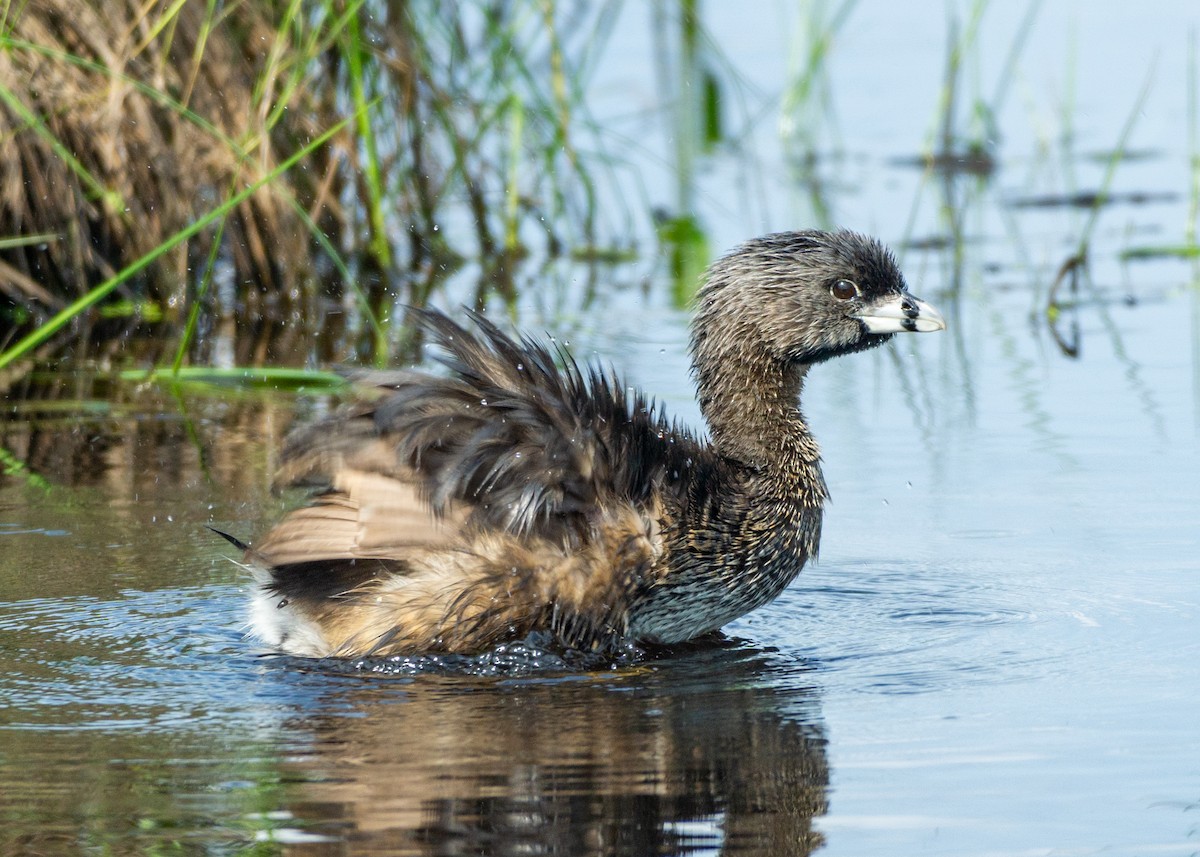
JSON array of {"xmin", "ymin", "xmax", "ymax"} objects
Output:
[
  {"xmin": 735, "ymin": 558, "xmax": 1094, "ymax": 695},
  {"xmin": 0, "ymin": 585, "xmax": 750, "ymax": 734},
  {"xmin": 0, "ymin": 553, "xmax": 1117, "ymax": 718},
  {"xmin": 0, "ymin": 585, "xmax": 325, "ymax": 734},
  {"xmin": 285, "ymin": 633, "xmax": 648, "ymax": 679}
]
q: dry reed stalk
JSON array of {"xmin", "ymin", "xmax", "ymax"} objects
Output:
[{"xmin": 0, "ymin": 0, "xmax": 342, "ymax": 323}]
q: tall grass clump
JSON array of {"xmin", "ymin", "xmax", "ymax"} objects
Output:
[{"xmin": 0, "ymin": 1, "xmax": 626, "ymax": 367}]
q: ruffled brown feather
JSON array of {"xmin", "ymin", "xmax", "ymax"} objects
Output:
[
  {"xmin": 275, "ymin": 309, "xmax": 708, "ymax": 547},
  {"xmin": 248, "ymin": 309, "xmax": 711, "ymax": 657}
]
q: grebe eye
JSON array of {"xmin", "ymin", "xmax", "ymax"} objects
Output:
[{"xmin": 831, "ymin": 279, "xmax": 858, "ymax": 301}]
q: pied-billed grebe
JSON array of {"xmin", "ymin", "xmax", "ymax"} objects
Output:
[{"xmin": 236, "ymin": 230, "xmax": 944, "ymax": 658}]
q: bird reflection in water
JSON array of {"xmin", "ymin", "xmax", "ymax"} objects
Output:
[{"xmin": 263, "ymin": 640, "xmax": 829, "ymax": 856}]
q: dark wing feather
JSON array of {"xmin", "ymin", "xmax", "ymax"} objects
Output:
[{"xmin": 277, "ymin": 308, "xmax": 711, "ymax": 545}]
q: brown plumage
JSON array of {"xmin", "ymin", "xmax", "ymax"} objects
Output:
[{"xmin": 240, "ymin": 230, "xmax": 945, "ymax": 658}]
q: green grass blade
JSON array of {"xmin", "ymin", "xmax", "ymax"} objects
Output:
[
  {"xmin": 132, "ymin": 0, "xmax": 190, "ymax": 52},
  {"xmin": 0, "ymin": 35, "xmax": 231, "ymax": 145},
  {"xmin": 0, "ymin": 232, "xmax": 58, "ymax": 251},
  {"xmin": 0, "ymin": 78, "xmax": 123, "ymax": 213},
  {"xmin": 171, "ymin": 211, "xmax": 230, "ymax": 374},
  {"xmin": 122, "ymin": 366, "xmax": 349, "ymax": 391},
  {"xmin": 0, "ymin": 115, "xmax": 353, "ymax": 372},
  {"xmin": 0, "ymin": 444, "xmax": 54, "ymax": 491},
  {"xmin": 505, "ymin": 95, "xmax": 525, "ymax": 251},
  {"xmin": 344, "ymin": 5, "xmax": 391, "ymax": 271},
  {"xmin": 1075, "ymin": 64, "xmax": 1156, "ymax": 258}
]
